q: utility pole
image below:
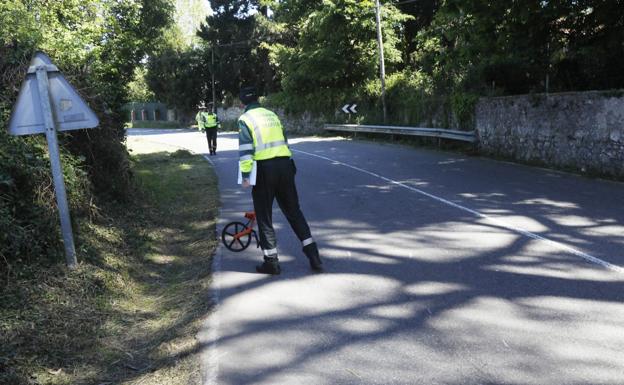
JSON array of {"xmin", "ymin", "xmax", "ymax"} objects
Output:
[
  {"xmin": 211, "ymin": 46, "xmax": 216, "ymax": 112},
  {"xmin": 374, "ymin": 0, "xmax": 387, "ymax": 123},
  {"xmin": 545, "ymin": 41, "xmax": 550, "ymax": 95},
  {"xmin": 209, "ymin": 40, "xmax": 255, "ymax": 111}
]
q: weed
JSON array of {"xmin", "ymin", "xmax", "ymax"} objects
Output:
[{"xmin": 1, "ymin": 139, "xmax": 219, "ymax": 385}]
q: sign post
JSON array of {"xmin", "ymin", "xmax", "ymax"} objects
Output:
[
  {"xmin": 341, "ymin": 103, "xmax": 358, "ymax": 124},
  {"xmin": 35, "ymin": 66, "xmax": 78, "ymax": 268},
  {"xmin": 8, "ymin": 52, "xmax": 100, "ymax": 269},
  {"xmin": 374, "ymin": 0, "xmax": 387, "ymax": 123}
]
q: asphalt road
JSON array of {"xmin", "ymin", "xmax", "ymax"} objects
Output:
[{"xmin": 128, "ymin": 129, "xmax": 624, "ymax": 385}]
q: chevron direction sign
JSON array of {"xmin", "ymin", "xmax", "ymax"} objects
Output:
[{"xmin": 341, "ymin": 103, "xmax": 357, "ymax": 114}]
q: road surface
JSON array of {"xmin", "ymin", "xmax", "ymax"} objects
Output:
[{"xmin": 128, "ymin": 128, "xmax": 624, "ymax": 385}]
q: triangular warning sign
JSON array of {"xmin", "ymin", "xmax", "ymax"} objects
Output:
[{"xmin": 8, "ymin": 52, "xmax": 99, "ymax": 136}]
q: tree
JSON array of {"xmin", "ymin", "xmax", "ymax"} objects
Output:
[
  {"xmin": 174, "ymin": 0, "xmax": 212, "ymax": 46},
  {"xmin": 196, "ymin": 0, "xmax": 271, "ymax": 101},
  {"xmin": 267, "ymin": 0, "xmax": 408, "ymax": 113},
  {"xmin": 146, "ymin": 47, "xmax": 207, "ymax": 114},
  {"xmin": 412, "ymin": 0, "xmax": 624, "ymax": 95},
  {"xmin": 547, "ymin": 0, "xmax": 624, "ymax": 91},
  {"xmin": 128, "ymin": 67, "xmax": 156, "ymax": 102},
  {"xmin": 1, "ymin": 0, "xmax": 174, "ymax": 264},
  {"xmin": 393, "ymin": 0, "xmax": 439, "ymax": 68}
]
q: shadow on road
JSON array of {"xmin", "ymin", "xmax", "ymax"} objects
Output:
[{"xmin": 200, "ymin": 134, "xmax": 624, "ymax": 385}]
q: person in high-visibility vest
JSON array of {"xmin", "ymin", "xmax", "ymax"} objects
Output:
[
  {"xmin": 237, "ymin": 86, "xmax": 322, "ymax": 274},
  {"xmin": 196, "ymin": 104, "xmax": 220, "ymax": 155}
]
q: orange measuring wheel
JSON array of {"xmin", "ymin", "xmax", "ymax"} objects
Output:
[{"xmin": 221, "ymin": 211, "xmax": 259, "ymax": 252}]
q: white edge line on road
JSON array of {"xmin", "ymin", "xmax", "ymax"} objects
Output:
[
  {"xmin": 293, "ymin": 149, "xmax": 624, "ymax": 274},
  {"xmin": 202, "ymin": 154, "xmax": 219, "ymax": 385}
]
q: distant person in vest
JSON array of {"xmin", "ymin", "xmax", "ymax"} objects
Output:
[
  {"xmin": 237, "ymin": 85, "xmax": 322, "ymax": 275},
  {"xmin": 196, "ymin": 103, "xmax": 220, "ymax": 155}
]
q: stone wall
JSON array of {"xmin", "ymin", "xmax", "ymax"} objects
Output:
[
  {"xmin": 217, "ymin": 106, "xmax": 244, "ymax": 122},
  {"xmin": 476, "ymin": 91, "xmax": 624, "ymax": 178},
  {"xmin": 218, "ymin": 106, "xmax": 326, "ymax": 135}
]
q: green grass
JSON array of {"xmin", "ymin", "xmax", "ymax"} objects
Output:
[
  {"xmin": 125, "ymin": 120, "xmax": 189, "ymax": 129},
  {"xmin": 1, "ymin": 140, "xmax": 219, "ymax": 385}
]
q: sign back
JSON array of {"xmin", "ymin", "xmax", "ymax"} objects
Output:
[{"xmin": 8, "ymin": 52, "xmax": 99, "ymax": 136}]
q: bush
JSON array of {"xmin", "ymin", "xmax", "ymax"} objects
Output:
[
  {"xmin": 0, "ymin": 132, "xmax": 93, "ymax": 272},
  {"xmin": 0, "ymin": 0, "xmax": 173, "ymax": 274}
]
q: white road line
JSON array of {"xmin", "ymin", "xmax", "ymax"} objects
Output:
[
  {"xmin": 202, "ymin": 154, "xmax": 215, "ymax": 166},
  {"xmin": 293, "ymin": 149, "xmax": 624, "ymax": 274}
]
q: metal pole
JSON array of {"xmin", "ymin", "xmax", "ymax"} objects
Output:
[
  {"xmin": 374, "ymin": 0, "xmax": 387, "ymax": 123},
  {"xmin": 35, "ymin": 67, "xmax": 78, "ymax": 269},
  {"xmin": 545, "ymin": 41, "xmax": 550, "ymax": 95},
  {"xmin": 211, "ymin": 46, "xmax": 216, "ymax": 112}
]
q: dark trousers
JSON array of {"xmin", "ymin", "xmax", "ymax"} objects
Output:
[
  {"xmin": 252, "ymin": 157, "xmax": 312, "ymax": 255},
  {"xmin": 205, "ymin": 128, "xmax": 217, "ymax": 153}
]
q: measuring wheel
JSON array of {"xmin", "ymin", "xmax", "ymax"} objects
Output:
[{"xmin": 221, "ymin": 221, "xmax": 253, "ymax": 252}]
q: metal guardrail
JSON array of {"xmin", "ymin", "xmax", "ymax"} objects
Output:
[{"xmin": 324, "ymin": 124, "xmax": 477, "ymax": 143}]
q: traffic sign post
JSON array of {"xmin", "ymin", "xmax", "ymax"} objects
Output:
[
  {"xmin": 36, "ymin": 66, "xmax": 78, "ymax": 268},
  {"xmin": 8, "ymin": 52, "xmax": 100, "ymax": 269},
  {"xmin": 340, "ymin": 103, "xmax": 358, "ymax": 124}
]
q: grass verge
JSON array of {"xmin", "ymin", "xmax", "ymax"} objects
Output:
[
  {"xmin": 1, "ymin": 139, "xmax": 219, "ymax": 385},
  {"xmin": 125, "ymin": 120, "xmax": 189, "ymax": 129}
]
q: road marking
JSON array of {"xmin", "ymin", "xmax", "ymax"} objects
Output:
[
  {"xmin": 202, "ymin": 153, "xmax": 220, "ymax": 385},
  {"xmin": 294, "ymin": 149, "xmax": 624, "ymax": 274},
  {"xmin": 203, "ymin": 154, "xmax": 215, "ymax": 166}
]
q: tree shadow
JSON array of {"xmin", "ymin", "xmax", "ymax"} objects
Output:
[{"xmin": 200, "ymin": 134, "xmax": 624, "ymax": 385}]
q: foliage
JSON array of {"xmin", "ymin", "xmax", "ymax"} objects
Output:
[
  {"xmin": 32, "ymin": 0, "xmax": 174, "ymax": 200},
  {"xmin": 1, "ymin": 0, "xmax": 174, "ymax": 267},
  {"xmin": 1, "ymin": 142, "xmax": 218, "ymax": 385},
  {"xmin": 450, "ymin": 91, "xmax": 479, "ymax": 129},
  {"xmin": 173, "ymin": 0, "xmax": 212, "ymax": 47},
  {"xmin": 146, "ymin": 0, "xmax": 276, "ymax": 110},
  {"xmin": 394, "ymin": 0, "xmax": 439, "ymax": 68},
  {"xmin": 142, "ymin": 0, "xmax": 227, "ymax": 113},
  {"xmin": 415, "ymin": 0, "xmax": 624, "ymax": 96},
  {"xmin": 360, "ymin": 70, "xmax": 439, "ymax": 126},
  {"xmin": 0, "ymin": 5, "xmax": 86, "ymax": 267},
  {"xmin": 144, "ymin": 0, "xmax": 624, "ymax": 125},
  {"xmin": 146, "ymin": 47, "xmax": 207, "ymax": 114},
  {"xmin": 267, "ymin": 0, "xmax": 408, "ymax": 114},
  {"xmin": 195, "ymin": 0, "xmax": 278, "ymax": 101},
  {"xmin": 0, "ymin": 135, "xmax": 80, "ymax": 267},
  {"xmin": 128, "ymin": 67, "xmax": 156, "ymax": 103}
]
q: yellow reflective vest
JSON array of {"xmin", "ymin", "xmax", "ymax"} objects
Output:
[
  {"xmin": 196, "ymin": 112, "xmax": 218, "ymax": 130},
  {"xmin": 238, "ymin": 107, "xmax": 291, "ymax": 175},
  {"xmin": 205, "ymin": 113, "xmax": 217, "ymax": 128}
]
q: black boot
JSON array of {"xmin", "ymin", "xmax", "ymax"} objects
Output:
[
  {"xmin": 303, "ymin": 243, "xmax": 323, "ymax": 272},
  {"xmin": 256, "ymin": 256, "xmax": 281, "ymax": 275}
]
